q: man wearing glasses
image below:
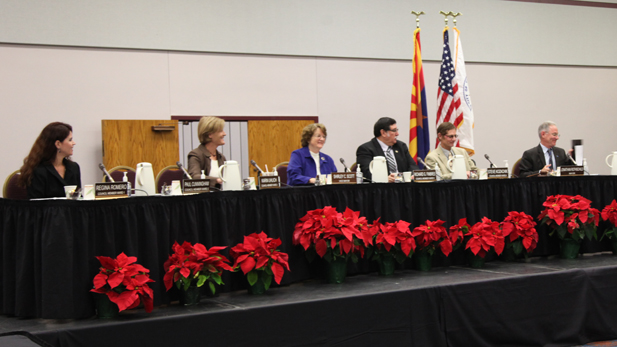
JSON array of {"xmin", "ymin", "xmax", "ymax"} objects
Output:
[
  {"xmin": 519, "ymin": 121, "xmax": 572, "ymax": 177},
  {"xmin": 425, "ymin": 122, "xmax": 477, "ymax": 179},
  {"xmin": 356, "ymin": 117, "xmax": 419, "ymax": 183}
]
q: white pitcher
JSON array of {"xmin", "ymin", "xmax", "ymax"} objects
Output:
[
  {"xmin": 219, "ymin": 160, "xmax": 242, "ymax": 191},
  {"xmin": 135, "ymin": 162, "xmax": 156, "ymax": 196},
  {"xmin": 369, "ymin": 156, "xmax": 389, "ymax": 183},
  {"xmin": 446, "ymin": 155, "xmax": 467, "ymax": 180},
  {"xmin": 606, "ymin": 152, "xmax": 617, "ymax": 175}
]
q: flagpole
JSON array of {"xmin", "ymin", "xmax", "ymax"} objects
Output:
[
  {"xmin": 451, "ymin": 12, "xmax": 462, "ymax": 27},
  {"xmin": 410, "ymin": 11, "xmax": 425, "ymax": 28},
  {"xmin": 439, "ymin": 11, "xmax": 451, "ymax": 27}
]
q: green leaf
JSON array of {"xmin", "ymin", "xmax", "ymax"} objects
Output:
[
  {"xmin": 182, "ymin": 276, "xmax": 191, "ymax": 291},
  {"xmin": 263, "ymin": 273, "xmax": 272, "ymax": 291},
  {"xmin": 350, "ymin": 253, "xmax": 359, "ymax": 264},
  {"xmin": 247, "ymin": 271, "xmax": 258, "ymax": 286},
  {"xmin": 211, "ymin": 273, "xmax": 223, "ymax": 285},
  {"xmin": 366, "ymin": 247, "xmax": 374, "ymax": 260},
  {"xmin": 196, "ymin": 274, "xmax": 207, "ymax": 287},
  {"xmin": 394, "ymin": 252, "xmax": 406, "ymax": 264},
  {"xmin": 208, "ymin": 281, "xmax": 216, "ymax": 296},
  {"xmin": 265, "ymin": 267, "xmax": 273, "ymax": 275},
  {"xmin": 512, "ymin": 241, "xmax": 523, "ymax": 255},
  {"xmin": 324, "ymin": 251, "xmax": 333, "ymax": 263}
]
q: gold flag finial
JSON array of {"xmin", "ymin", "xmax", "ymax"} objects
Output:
[
  {"xmin": 451, "ymin": 12, "xmax": 462, "ymax": 27},
  {"xmin": 411, "ymin": 11, "xmax": 425, "ymax": 28},
  {"xmin": 439, "ymin": 11, "xmax": 451, "ymax": 26}
]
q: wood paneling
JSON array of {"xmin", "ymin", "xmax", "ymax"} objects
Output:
[
  {"xmin": 248, "ymin": 120, "xmax": 314, "ymax": 178},
  {"xmin": 102, "ymin": 120, "xmax": 179, "ymax": 177}
]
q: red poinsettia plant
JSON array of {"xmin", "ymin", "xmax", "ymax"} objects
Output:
[
  {"xmin": 91, "ymin": 252, "xmax": 154, "ymax": 313},
  {"xmin": 365, "ymin": 218, "xmax": 416, "ymax": 264},
  {"xmin": 410, "ymin": 219, "xmax": 453, "ymax": 256},
  {"xmin": 500, "ymin": 211, "xmax": 538, "ymax": 256},
  {"xmin": 163, "ymin": 241, "xmax": 233, "ymax": 296},
  {"xmin": 449, "ymin": 218, "xmax": 471, "ymax": 251},
  {"xmin": 230, "ymin": 232, "xmax": 290, "ymax": 290},
  {"xmin": 600, "ymin": 200, "xmax": 617, "ymax": 240},
  {"xmin": 538, "ymin": 194, "xmax": 600, "ymax": 241},
  {"xmin": 464, "ymin": 217, "xmax": 504, "ymax": 258},
  {"xmin": 292, "ymin": 206, "xmax": 368, "ymax": 263}
]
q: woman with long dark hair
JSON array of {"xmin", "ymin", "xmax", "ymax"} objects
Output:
[{"xmin": 19, "ymin": 122, "xmax": 81, "ymax": 199}]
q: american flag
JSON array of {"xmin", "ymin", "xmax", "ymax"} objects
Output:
[{"xmin": 435, "ymin": 28, "xmax": 462, "ymax": 148}]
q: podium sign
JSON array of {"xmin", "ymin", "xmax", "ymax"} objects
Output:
[
  {"xmin": 413, "ymin": 170, "xmax": 436, "ymax": 182},
  {"xmin": 560, "ymin": 166, "xmax": 584, "ymax": 176},
  {"xmin": 183, "ymin": 179, "xmax": 210, "ymax": 193},
  {"xmin": 487, "ymin": 167, "xmax": 509, "ymax": 179},
  {"xmin": 331, "ymin": 172, "xmax": 358, "ymax": 184},
  {"xmin": 259, "ymin": 176, "xmax": 281, "ymax": 189},
  {"xmin": 95, "ymin": 182, "xmax": 130, "ymax": 199}
]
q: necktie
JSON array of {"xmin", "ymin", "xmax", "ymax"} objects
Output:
[
  {"xmin": 548, "ymin": 148, "xmax": 554, "ymax": 169},
  {"xmin": 386, "ymin": 147, "xmax": 397, "ymax": 174}
]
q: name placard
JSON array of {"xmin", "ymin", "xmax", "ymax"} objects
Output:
[
  {"xmin": 487, "ymin": 167, "xmax": 509, "ymax": 179},
  {"xmin": 413, "ymin": 170, "xmax": 436, "ymax": 182},
  {"xmin": 183, "ymin": 179, "xmax": 210, "ymax": 193},
  {"xmin": 259, "ymin": 176, "xmax": 281, "ymax": 189},
  {"xmin": 95, "ymin": 182, "xmax": 130, "ymax": 199},
  {"xmin": 331, "ymin": 172, "xmax": 358, "ymax": 184},
  {"xmin": 559, "ymin": 165, "xmax": 584, "ymax": 176}
]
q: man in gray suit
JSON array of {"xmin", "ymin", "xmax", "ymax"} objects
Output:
[{"xmin": 519, "ymin": 121, "xmax": 574, "ymax": 177}]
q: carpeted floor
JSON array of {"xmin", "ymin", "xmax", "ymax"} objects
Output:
[{"xmin": 577, "ymin": 341, "xmax": 617, "ymax": 346}]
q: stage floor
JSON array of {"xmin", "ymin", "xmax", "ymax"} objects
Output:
[{"xmin": 2, "ymin": 253, "xmax": 617, "ymax": 347}]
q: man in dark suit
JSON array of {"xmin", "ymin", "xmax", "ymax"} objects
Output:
[
  {"xmin": 519, "ymin": 121, "xmax": 574, "ymax": 177},
  {"xmin": 356, "ymin": 117, "xmax": 419, "ymax": 182}
]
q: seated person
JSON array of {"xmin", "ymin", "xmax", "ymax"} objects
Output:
[
  {"xmin": 425, "ymin": 122, "xmax": 477, "ymax": 179},
  {"xmin": 19, "ymin": 122, "xmax": 82, "ymax": 199},
  {"xmin": 519, "ymin": 121, "xmax": 573, "ymax": 177},
  {"xmin": 287, "ymin": 123, "xmax": 337, "ymax": 185},
  {"xmin": 356, "ymin": 117, "xmax": 418, "ymax": 183},
  {"xmin": 187, "ymin": 116, "xmax": 227, "ymax": 188}
]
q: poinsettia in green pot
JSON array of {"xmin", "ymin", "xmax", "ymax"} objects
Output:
[
  {"xmin": 91, "ymin": 252, "xmax": 154, "ymax": 318},
  {"xmin": 410, "ymin": 219, "xmax": 453, "ymax": 271},
  {"xmin": 600, "ymin": 200, "xmax": 617, "ymax": 254},
  {"xmin": 230, "ymin": 232, "xmax": 290, "ymax": 294},
  {"xmin": 500, "ymin": 211, "xmax": 538, "ymax": 261},
  {"xmin": 365, "ymin": 218, "xmax": 415, "ymax": 275},
  {"xmin": 538, "ymin": 194, "xmax": 600, "ymax": 259},
  {"xmin": 464, "ymin": 217, "xmax": 504, "ymax": 268},
  {"xmin": 293, "ymin": 206, "xmax": 368, "ymax": 283},
  {"xmin": 163, "ymin": 241, "xmax": 232, "ymax": 305}
]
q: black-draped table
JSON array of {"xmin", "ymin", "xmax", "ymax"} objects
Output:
[{"xmin": 1, "ymin": 176, "xmax": 616, "ymax": 319}]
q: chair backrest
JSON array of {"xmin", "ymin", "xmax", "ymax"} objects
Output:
[
  {"xmin": 3, "ymin": 170, "xmax": 28, "ymax": 200},
  {"xmin": 512, "ymin": 158, "xmax": 522, "ymax": 178},
  {"xmin": 155, "ymin": 165, "xmax": 185, "ymax": 193},
  {"xmin": 349, "ymin": 162, "xmax": 357, "ymax": 173},
  {"xmin": 275, "ymin": 161, "xmax": 289, "ymax": 185},
  {"xmin": 103, "ymin": 166, "xmax": 136, "ymax": 185}
]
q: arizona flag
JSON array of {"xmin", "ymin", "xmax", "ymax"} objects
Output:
[
  {"xmin": 409, "ymin": 27, "xmax": 430, "ymax": 167},
  {"xmin": 452, "ymin": 27, "xmax": 475, "ymax": 155},
  {"xmin": 435, "ymin": 27, "xmax": 463, "ymax": 148}
]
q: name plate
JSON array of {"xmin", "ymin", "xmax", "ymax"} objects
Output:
[
  {"xmin": 560, "ymin": 165, "xmax": 584, "ymax": 176},
  {"xmin": 95, "ymin": 182, "xmax": 130, "ymax": 199},
  {"xmin": 487, "ymin": 167, "xmax": 509, "ymax": 179},
  {"xmin": 183, "ymin": 179, "xmax": 210, "ymax": 193},
  {"xmin": 259, "ymin": 176, "xmax": 281, "ymax": 189},
  {"xmin": 413, "ymin": 170, "xmax": 436, "ymax": 182},
  {"xmin": 331, "ymin": 172, "xmax": 358, "ymax": 184}
]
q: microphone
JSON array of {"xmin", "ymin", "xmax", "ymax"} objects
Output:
[
  {"xmin": 417, "ymin": 157, "xmax": 431, "ymax": 170},
  {"xmin": 340, "ymin": 158, "xmax": 349, "ymax": 172},
  {"xmin": 484, "ymin": 154, "xmax": 496, "ymax": 168},
  {"xmin": 250, "ymin": 160, "xmax": 265, "ymax": 174},
  {"xmin": 566, "ymin": 153, "xmax": 577, "ymax": 166},
  {"xmin": 98, "ymin": 163, "xmax": 114, "ymax": 182},
  {"xmin": 176, "ymin": 162, "xmax": 192, "ymax": 179}
]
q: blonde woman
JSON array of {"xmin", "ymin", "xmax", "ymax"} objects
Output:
[{"xmin": 187, "ymin": 116, "xmax": 227, "ymax": 188}]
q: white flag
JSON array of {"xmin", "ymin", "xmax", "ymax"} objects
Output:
[{"xmin": 452, "ymin": 27, "xmax": 475, "ymax": 155}]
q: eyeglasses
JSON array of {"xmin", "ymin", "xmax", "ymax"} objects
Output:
[
  {"xmin": 444, "ymin": 134, "xmax": 458, "ymax": 139},
  {"xmin": 550, "ymin": 133, "xmax": 560, "ymax": 137},
  {"xmin": 312, "ymin": 135, "xmax": 327, "ymax": 140},
  {"xmin": 387, "ymin": 128, "xmax": 399, "ymax": 133}
]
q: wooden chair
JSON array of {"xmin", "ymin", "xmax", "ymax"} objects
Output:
[
  {"xmin": 102, "ymin": 165, "xmax": 136, "ymax": 185},
  {"xmin": 3, "ymin": 170, "xmax": 28, "ymax": 200},
  {"xmin": 155, "ymin": 165, "xmax": 185, "ymax": 193},
  {"xmin": 349, "ymin": 162, "xmax": 357, "ymax": 173},
  {"xmin": 512, "ymin": 158, "xmax": 522, "ymax": 178}
]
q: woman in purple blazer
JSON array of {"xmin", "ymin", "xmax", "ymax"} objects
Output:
[{"xmin": 287, "ymin": 123, "xmax": 337, "ymax": 186}]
